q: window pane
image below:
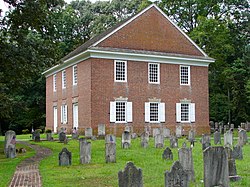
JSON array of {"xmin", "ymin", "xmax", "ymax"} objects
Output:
[
  {"xmin": 53, "ymin": 74, "xmax": 57, "ymax": 91},
  {"xmin": 181, "ymin": 103, "xmax": 189, "ymax": 121},
  {"xmin": 116, "ymin": 102, "xmax": 126, "ymax": 122},
  {"xmin": 73, "ymin": 66, "xmax": 77, "ymax": 85},
  {"xmin": 116, "ymin": 61, "xmax": 126, "ymax": 81},
  {"xmin": 149, "ymin": 63, "xmax": 159, "ymax": 83},
  {"xmin": 180, "ymin": 66, "xmax": 189, "ymax": 85},
  {"xmin": 150, "ymin": 103, "xmax": 158, "ymax": 122}
]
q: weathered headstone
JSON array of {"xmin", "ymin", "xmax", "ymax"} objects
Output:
[
  {"xmin": 131, "ymin": 133, "xmax": 138, "ymax": 139},
  {"xmin": 105, "ymin": 142, "xmax": 116, "ymax": 163},
  {"xmin": 165, "ymin": 161, "xmax": 189, "ymax": 187},
  {"xmin": 140, "ymin": 132, "xmax": 149, "ymax": 148},
  {"xmin": 178, "ymin": 148, "xmax": 195, "ymax": 182},
  {"xmin": 124, "ymin": 125, "xmax": 132, "ymax": 133},
  {"xmin": 154, "ymin": 134, "xmax": 164, "ymax": 148},
  {"xmin": 79, "ymin": 138, "xmax": 91, "ymax": 164},
  {"xmin": 228, "ymin": 159, "xmax": 241, "ymax": 182},
  {"xmin": 46, "ymin": 133, "xmax": 53, "ymax": 141},
  {"xmin": 4, "ymin": 130, "xmax": 16, "ymax": 155},
  {"xmin": 232, "ymin": 145, "xmax": 243, "ymax": 160},
  {"xmin": 59, "ymin": 147, "xmax": 71, "ymax": 166},
  {"xmin": 219, "ymin": 125, "xmax": 223, "ymax": 134},
  {"xmin": 162, "ymin": 147, "xmax": 173, "ymax": 160},
  {"xmin": 85, "ymin": 127, "xmax": 93, "ymax": 138},
  {"xmin": 170, "ymin": 136, "xmax": 178, "ymax": 148},
  {"xmin": 118, "ymin": 162, "xmax": 143, "ymax": 187},
  {"xmin": 122, "ymin": 131, "xmax": 131, "ymax": 149},
  {"xmin": 105, "ymin": 134, "xmax": 116, "ymax": 143},
  {"xmin": 246, "ymin": 122, "xmax": 250, "ymax": 132},
  {"xmin": 72, "ymin": 127, "xmax": 79, "ymax": 139},
  {"xmin": 214, "ymin": 131, "xmax": 221, "ymax": 145},
  {"xmin": 188, "ymin": 130, "xmax": 195, "ymax": 142},
  {"xmin": 182, "ymin": 141, "xmax": 187, "ymax": 148},
  {"xmin": 98, "ymin": 124, "xmax": 105, "ymax": 136},
  {"xmin": 203, "ymin": 146, "xmax": 229, "ymax": 187},
  {"xmin": 176, "ymin": 126, "xmax": 182, "ymax": 138},
  {"xmin": 224, "ymin": 130, "xmax": 233, "ymax": 147},
  {"xmin": 144, "ymin": 125, "xmax": 151, "ymax": 136},
  {"xmin": 201, "ymin": 134, "xmax": 211, "ymax": 150},
  {"xmin": 215, "ymin": 122, "xmax": 219, "ymax": 129},
  {"xmin": 162, "ymin": 128, "xmax": 171, "ymax": 138},
  {"xmin": 153, "ymin": 128, "xmax": 161, "ymax": 137},
  {"xmin": 230, "ymin": 123, "xmax": 234, "ymax": 129},
  {"xmin": 59, "ymin": 131, "xmax": 66, "ymax": 142},
  {"xmin": 33, "ymin": 130, "xmax": 40, "ymax": 142},
  {"xmin": 238, "ymin": 129, "xmax": 248, "ymax": 146}
]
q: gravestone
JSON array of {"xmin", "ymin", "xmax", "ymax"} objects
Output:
[
  {"xmin": 79, "ymin": 138, "xmax": 91, "ymax": 164},
  {"xmin": 118, "ymin": 162, "xmax": 143, "ymax": 187},
  {"xmin": 182, "ymin": 142, "xmax": 187, "ymax": 148},
  {"xmin": 72, "ymin": 127, "xmax": 79, "ymax": 139},
  {"xmin": 105, "ymin": 142, "xmax": 116, "ymax": 163},
  {"xmin": 215, "ymin": 122, "xmax": 219, "ymax": 129},
  {"xmin": 188, "ymin": 130, "xmax": 195, "ymax": 142},
  {"xmin": 131, "ymin": 133, "xmax": 138, "ymax": 139},
  {"xmin": 122, "ymin": 131, "xmax": 131, "ymax": 149},
  {"xmin": 170, "ymin": 136, "xmax": 178, "ymax": 148},
  {"xmin": 240, "ymin": 122, "xmax": 245, "ymax": 129},
  {"xmin": 105, "ymin": 134, "xmax": 116, "ymax": 143},
  {"xmin": 85, "ymin": 127, "xmax": 93, "ymax": 138},
  {"xmin": 230, "ymin": 123, "xmax": 234, "ymax": 129},
  {"xmin": 178, "ymin": 148, "xmax": 195, "ymax": 182},
  {"xmin": 165, "ymin": 161, "xmax": 189, "ymax": 187},
  {"xmin": 214, "ymin": 131, "xmax": 221, "ymax": 145},
  {"xmin": 238, "ymin": 129, "xmax": 248, "ymax": 146},
  {"xmin": 33, "ymin": 130, "xmax": 41, "ymax": 142},
  {"xmin": 162, "ymin": 147, "xmax": 173, "ymax": 160},
  {"xmin": 98, "ymin": 124, "xmax": 106, "ymax": 138},
  {"xmin": 153, "ymin": 128, "xmax": 161, "ymax": 137},
  {"xmin": 232, "ymin": 145, "xmax": 243, "ymax": 160},
  {"xmin": 4, "ymin": 130, "xmax": 16, "ymax": 155},
  {"xmin": 219, "ymin": 125, "xmax": 223, "ymax": 134},
  {"xmin": 46, "ymin": 133, "xmax": 53, "ymax": 141},
  {"xmin": 124, "ymin": 125, "xmax": 132, "ymax": 133},
  {"xmin": 203, "ymin": 146, "xmax": 229, "ymax": 187},
  {"xmin": 245, "ymin": 122, "xmax": 250, "ymax": 132},
  {"xmin": 59, "ymin": 148, "xmax": 72, "ymax": 166},
  {"xmin": 176, "ymin": 126, "xmax": 182, "ymax": 138},
  {"xmin": 144, "ymin": 125, "xmax": 151, "ymax": 135},
  {"xmin": 224, "ymin": 130, "xmax": 233, "ymax": 147},
  {"xmin": 140, "ymin": 132, "xmax": 149, "ymax": 148},
  {"xmin": 6, "ymin": 144, "xmax": 16, "ymax": 158},
  {"xmin": 201, "ymin": 134, "xmax": 211, "ymax": 150},
  {"xmin": 228, "ymin": 159, "xmax": 241, "ymax": 182},
  {"xmin": 162, "ymin": 128, "xmax": 171, "ymax": 138},
  {"xmin": 59, "ymin": 131, "xmax": 66, "ymax": 142},
  {"xmin": 154, "ymin": 134, "xmax": 164, "ymax": 148}
]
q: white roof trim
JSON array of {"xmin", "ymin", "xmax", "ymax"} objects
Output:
[{"xmin": 92, "ymin": 4, "xmax": 208, "ymax": 57}]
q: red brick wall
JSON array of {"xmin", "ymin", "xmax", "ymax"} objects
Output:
[{"xmin": 97, "ymin": 7, "xmax": 204, "ymax": 57}]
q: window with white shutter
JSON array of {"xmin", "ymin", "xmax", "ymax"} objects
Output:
[
  {"xmin": 176, "ymin": 102, "xmax": 195, "ymax": 123},
  {"xmin": 145, "ymin": 102, "xmax": 165, "ymax": 123},
  {"xmin": 110, "ymin": 100, "xmax": 132, "ymax": 123}
]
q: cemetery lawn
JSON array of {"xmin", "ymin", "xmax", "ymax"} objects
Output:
[{"xmin": 0, "ymin": 141, "xmax": 35, "ymax": 186}]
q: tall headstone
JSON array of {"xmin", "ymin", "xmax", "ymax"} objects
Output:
[
  {"xmin": 176, "ymin": 126, "xmax": 182, "ymax": 138},
  {"xmin": 162, "ymin": 128, "xmax": 171, "ymax": 138},
  {"xmin": 201, "ymin": 134, "xmax": 211, "ymax": 150},
  {"xmin": 59, "ymin": 131, "xmax": 66, "ymax": 142},
  {"xmin": 59, "ymin": 148, "xmax": 72, "ymax": 166},
  {"xmin": 178, "ymin": 148, "xmax": 195, "ymax": 182},
  {"xmin": 122, "ymin": 131, "xmax": 131, "ymax": 149},
  {"xmin": 188, "ymin": 130, "xmax": 195, "ymax": 142},
  {"xmin": 165, "ymin": 161, "xmax": 189, "ymax": 187},
  {"xmin": 98, "ymin": 124, "xmax": 106, "ymax": 138},
  {"xmin": 170, "ymin": 136, "xmax": 178, "ymax": 148},
  {"xmin": 118, "ymin": 162, "xmax": 143, "ymax": 187},
  {"xmin": 154, "ymin": 134, "xmax": 164, "ymax": 148},
  {"xmin": 105, "ymin": 142, "xmax": 116, "ymax": 163},
  {"xmin": 203, "ymin": 146, "xmax": 229, "ymax": 187},
  {"xmin": 105, "ymin": 134, "xmax": 116, "ymax": 143},
  {"xmin": 162, "ymin": 147, "xmax": 173, "ymax": 160},
  {"xmin": 238, "ymin": 129, "xmax": 248, "ymax": 146},
  {"xmin": 232, "ymin": 145, "xmax": 243, "ymax": 160},
  {"xmin": 226, "ymin": 147, "xmax": 241, "ymax": 181},
  {"xmin": 224, "ymin": 130, "xmax": 233, "ymax": 147},
  {"xmin": 79, "ymin": 138, "xmax": 91, "ymax": 164},
  {"xmin": 140, "ymin": 132, "xmax": 149, "ymax": 148},
  {"xmin": 85, "ymin": 127, "xmax": 93, "ymax": 139},
  {"xmin": 153, "ymin": 128, "xmax": 161, "ymax": 137},
  {"xmin": 214, "ymin": 131, "xmax": 221, "ymax": 145},
  {"xmin": 4, "ymin": 130, "xmax": 16, "ymax": 155}
]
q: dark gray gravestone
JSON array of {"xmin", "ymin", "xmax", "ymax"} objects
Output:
[
  {"xmin": 165, "ymin": 161, "xmax": 189, "ymax": 187},
  {"xmin": 105, "ymin": 134, "xmax": 116, "ymax": 143},
  {"xmin": 203, "ymin": 146, "xmax": 229, "ymax": 187},
  {"xmin": 214, "ymin": 131, "xmax": 221, "ymax": 145},
  {"xmin": 4, "ymin": 130, "xmax": 16, "ymax": 155},
  {"xmin": 33, "ymin": 130, "xmax": 40, "ymax": 142},
  {"xmin": 122, "ymin": 131, "xmax": 131, "ymax": 149},
  {"xmin": 105, "ymin": 143, "xmax": 116, "ymax": 163},
  {"xmin": 188, "ymin": 130, "xmax": 195, "ymax": 142},
  {"xmin": 232, "ymin": 145, "xmax": 243, "ymax": 160},
  {"xmin": 224, "ymin": 130, "xmax": 233, "ymax": 147},
  {"xmin": 140, "ymin": 132, "xmax": 149, "ymax": 148},
  {"xmin": 162, "ymin": 147, "xmax": 173, "ymax": 160},
  {"xmin": 228, "ymin": 159, "xmax": 241, "ymax": 182},
  {"xmin": 79, "ymin": 138, "xmax": 91, "ymax": 164},
  {"xmin": 7, "ymin": 144, "xmax": 16, "ymax": 158},
  {"xmin": 59, "ymin": 131, "xmax": 66, "ymax": 142},
  {"xmin": 178, "ymin": 148, "xmax": 195, "ymax": 182},
  {"xmin": 170, "ymin": 136, "xmax": 178, "ymax": 148},
  {"xmin": 59, "ymin": 148, "xmax": 71, "ymax": 166},
  {"xmin": 118, "ymin": 162, "xmax": 143, "ymax": 187},
  {"xmin": 154, "ymin": 134, "xmax": 164, "ymax": 148},
  {"xmin": 201, "ymin": 134, "xmax": 211, "ymax": 150},
  {"xmin": 162, "ymin": 128, "xmax": 171, "ymax": 138},
  {"xmin": 238, "ymin": 129, "xmax": 248, "ymax": 146},
  {"xmin": 85, "ymin": 127, "xmax": 93, "ymax": 139},
  {"xmin": 46, "ymin": 133, "xmax": 53, "ymax": 141}
]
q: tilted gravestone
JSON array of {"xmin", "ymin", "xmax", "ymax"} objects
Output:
[
  {"xmin": 224, "ymin": 130, "xmax": 233, "ymax": 147},
  {"xmin": 162, "ymin": 147, "xmax": 173, "ymax": 160},
  {"xmin": 118, "ymin": 162, "xmax": 143, "ymax": 187},
  {"xmin": 105, "ymin": 134, "xmax": 116, "ymax": 144},
  {"xmin": 79, "ymin": 138, "xmax": 91, "ymax": 164},
  {"xmin": 201, "ymin": 134, "xmax": 211, "ymax": 150},
  {"xmin": 214, "ymin": 131, "xmax": 221, "ymax": 145},
  {"xmin": 170, "ymin": 136, "xmax": 178, "ymax": 148},
  {"xmin": 98, "ymin": 124, "xmax": 105, "ymax": 138},
  {"xmin": 154, "ymin": 134, "xmax": 164, "ymax": 148},
  {"xmin": 4, "ymin": 130, "xmax": 16, "ymax": 155},
  {"xmin": 122, "ymin": 131, "xmax": 131, "ymax": 149},
  {"xmin": 140, "ymin": 132, "xmax": 149, "ymax": 148},
  {"xmin": 188, "ymin": 130, "xmax": 195, "ymax": 142},
  {"xmin": 59, "ymin": 131, "xmax": 66, "ymax": 142},
  {"xmin": 33, "ymin": 130, "xmax": 40, "ymax": 142},
  {"xmin": 178, "ymin": 147, "xmax": 195, "ymax": 182},
  {"xmin": 176, "ymin": 126, "xmax": 182, "ymax": 138},
  {"xmin": 232, "ymin": 145, "xmax": 243, "ymax": 160},
  {"xmin": 85, "ymin": 127, "xmax": 93, "ymax": 139},
  {"xmin": 165, "ymin": 161, "xmax": 189, "ymax": 187},
  {"xmin": 59, "ymin": 147, "xmax": 72, "ymax": 166},
  {"xmin": 105, "ymin": 142, "xmax": 116, "ymax": 163},
  {"xmin": 153, "ymin": 128, "xmax": 161, "ymax": 137},
  {"xmin": 203, "ymin": 146, "xmax": 229, "ymax": 187},
  {"xmin": 162, "ymin": 128, "xmax": 171, "ymax": 138},
  {"xmin": 238, "ymin": 129, "xmax": 248, "ymax": 146}
]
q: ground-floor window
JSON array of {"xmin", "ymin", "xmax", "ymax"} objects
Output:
[
  {"xmin": 110, "ymin": 101, "xmax": 132, "ymax": 123},
  {"xmin": 145, "ymin": 102, "xmax": 165, "ymax": 123},
  {"xmin": 61, "ymin": 104, "xmax": 68, "ymax": 124},
  {"xmin": 176, "ymin": 102, "xmax": 195, "ymax": 123}
]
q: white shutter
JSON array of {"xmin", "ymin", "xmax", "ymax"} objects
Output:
[
  {"xmin": 159, "ymin": 103, "xmax": 165, "ymax": 122},
  {"xmin": 65, "ymin": 105, "xmax": 68, "ymax": 123},
  {"xmin": 61, "ymin": 105, "xmax": 63, "ymax": 123},
  {"xmin": 110, "ymin": 102, "xmax": 116, "ymax": 122},
  {"xmin": 127, "ymin": 102, "xmax": 133, "ymax": 122},
  {"xmin": 190, "ymin": 103, "xmax": 195, "ymax": 122},
  {"xmin": 145, "ymin": 102, "xmax": 150, "ymax": 122},
  {"xmin": 176, "ymin": 103, "xmax": 181, "ymax": 122}
]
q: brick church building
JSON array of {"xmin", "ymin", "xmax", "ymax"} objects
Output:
[{"xmin": 43, "ymin": 4, "xmax": 214, "ymax": 135}]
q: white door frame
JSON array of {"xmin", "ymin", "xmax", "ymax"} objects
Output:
[{"xmin": 53, "ymin": 106, "xmax": 58, "ymax": 133}]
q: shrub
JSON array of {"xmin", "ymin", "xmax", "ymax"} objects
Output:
[
  {"xmin": 35, "ymin": 129, "xmax": 42, "ymax": 133},
  {"xmin": 45, "ymin": 129, "xmax": 52, "ymax": 133},
  {"xmin": 22, "ymin": 129, "xmax": 30, "ymax": 134}
]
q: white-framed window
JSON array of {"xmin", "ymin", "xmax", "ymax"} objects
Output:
[
  {"xmin": 148, "ymin": 63, "xmax": 160, "ymax": 84},
  {"xmin": 62, "ymin": 70, "xmax": 66, "ymax": 89},
  {"xmin": 61, "ymin": 104, "xmax": 68, "ymax": 124},
  {"xmin": 180, "ymin": 65, "xmax": 190, "ymax": 85},
  {"xmin": 53, "ymin": 74, "xmax": 57, "ymax": 92},
  {"xmin": 176, "ymin": 103, "xmax": 195, "ymax": 123},
  {"xmin": 73, "ymin": 65, "xmax": 77, "ymax": 85},
  {"xmin": 110, "ymin": 101, "xmax": 132, "ymax": 123},
  {"xmin": 114, "ymin": 60, "xmax": 127, "ymax": 82},
  {"xmin": 145, "ymin": 102, "xmax": 165, "ymax": 123}
]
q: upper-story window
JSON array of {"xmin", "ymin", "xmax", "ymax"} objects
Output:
[
  {"xmin": 53, "ymin": 74, "xmax": 57, "ymax": 92},
  {"xmin": 180, "ymin": 65, "xmax": 190, "ymax": 85},
  {"xmin": 73, "ymin": 65, "xmax": 77, "ymax": 85},
  {"xmin": 114, "ymin": 60, "xmax": 127, "ymax": 82},
  {"xmin": 62, "ymin": 70, "xmax": 66, "ymax": 89},
  {"xmin": 148, "ymin": 63, "xmax": 160, "ymax": 84}
]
